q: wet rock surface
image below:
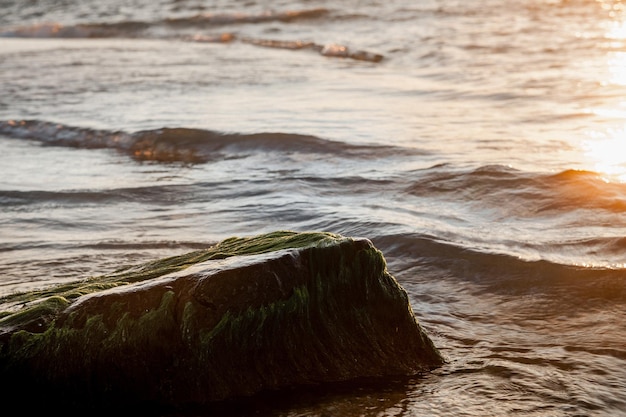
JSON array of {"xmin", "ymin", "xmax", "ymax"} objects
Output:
[{"xmin": 0, "ymin": 231, "xmax": 442, "ymax": 408}]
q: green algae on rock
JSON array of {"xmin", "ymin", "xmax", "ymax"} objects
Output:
[{"xmin": 0, "ymin": 231, "xmax": 443, "ymax": 407}]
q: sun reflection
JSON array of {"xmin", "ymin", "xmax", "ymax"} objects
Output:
[
  {"xmin": 598, "ymin": 0, "xmax": 626, "ymax": 20},
  {"xmin": 606, "ymin": 51, "xmax": 626, "ymax": 85},
  {"xmin": 605, "ymin": 20, "xmax": 626, "ymax": 39},
  {"xmin": 583, "ymin": 129, "xmax": 626, "ymax": 182},
  {"xmin": 581, "ymin": 4, "xmax": 626, "ymax": 182}
]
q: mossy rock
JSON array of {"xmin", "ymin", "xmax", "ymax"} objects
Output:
[{"xmin": 0, "ymin": 231, "xmax": 443, "ymax": 408}]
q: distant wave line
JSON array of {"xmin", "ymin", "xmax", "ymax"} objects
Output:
[
  {"xmin": 0, "ymin": 8, "xmax": 383, "ymax": 63},
  {"xmin": 0, "ymin": 120, "xmax": 412, "ymax": 163},
  {"xmin": 0, "ymin": 8, "xmax": 330, "ymax": 37}
]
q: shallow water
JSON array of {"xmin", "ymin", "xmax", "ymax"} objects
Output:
[{"xmin": 2, "ymin": 0, "xmax": 626, "ymax": 415}]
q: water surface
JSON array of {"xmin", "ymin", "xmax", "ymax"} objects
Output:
[{"xmin": 1, "ymin": 0, "xmax": 626, "ymax": 415}]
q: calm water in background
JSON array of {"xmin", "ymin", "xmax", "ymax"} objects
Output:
[{"xmin": 2, "ymin": 0, "xmax": 626, "ymax": 415}]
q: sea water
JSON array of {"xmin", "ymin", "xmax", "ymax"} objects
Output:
[{"xmin": 1, "ymin": 0, "xmax": 626, "ymax": 415}]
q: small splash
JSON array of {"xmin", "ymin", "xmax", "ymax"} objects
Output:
[
  {"xmin": 181, "ymin": 34, "xmax": 384, "ymax": 62},
  {"xmin": 240, "ymin": 37, "xmax": 384, "ymax": 62}
]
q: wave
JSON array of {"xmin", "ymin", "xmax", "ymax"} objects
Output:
[
  {"xmin": 186, "ymin": 34, "xmax": 383, "ymax": 62},
  {"xmin": 0, "ymin": 8, "xmax": 384, "ymax": 63},
  {"xmin": 0, "ymin": 120, "xmax": 413, "ymax": 163},
  {"xmin": 0, "ymin": 186, "xmax": 187, "ymax": 207},
  {"xmin": 0, "ymin": 9, "xmax": 330, "ymax": 38},
  {"xmin": 374, "ymin": 232, "xmax": 626, "ymax": 302},
  {"xmin": 0, "ymin": 182, "xmax": 224, "ymax": 208},
  {"xmin": 0, "ymin": 238, "xmax": 210, "ymax": 254},
  {"xmin": 164, "ymin": 8, "xmax": 330, "ymax": 26},
  {"xmin": 229, "ymin": 37, "xmax": 384, "ymax": 63},
  {"xmin": 405, "ymin": 164, "xmax": 626, "ymax": 215}
]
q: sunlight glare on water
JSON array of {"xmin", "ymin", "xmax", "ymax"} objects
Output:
[
  {"xmin": 583, "ymin": 129, "xmax": 626, "ymax": 181},
  {"xmin": 2, "ymin": 0, "xmax": 626, "ymax": 415},
  {"xmin": 579, "ymin": 1, "xmax": 626, "ymax": 182}
]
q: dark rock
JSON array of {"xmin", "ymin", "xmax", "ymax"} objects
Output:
[{"xmin": 0, "ymin": 231, "xmax": 443, "ymax": 408}]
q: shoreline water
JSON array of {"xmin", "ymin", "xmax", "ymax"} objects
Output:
[{"xmin": 2, "ymin": 0, "xmax": 626, "ymax": 415}]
